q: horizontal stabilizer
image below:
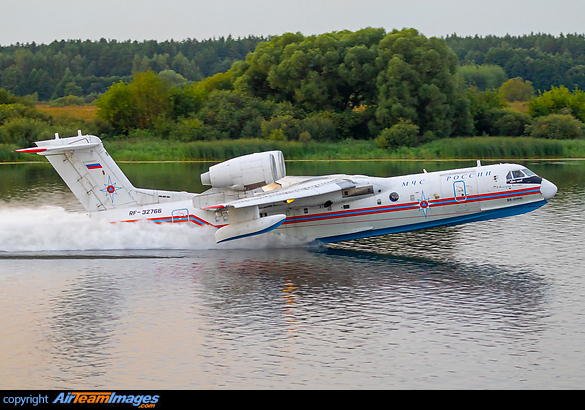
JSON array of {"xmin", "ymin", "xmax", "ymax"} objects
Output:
[
  {"xmin": 215, "ymin": 214, "xmax": 286, "ymax": 243},
  {"xmin": 15, "ymin": 142, "xmax": 99, "ymax": 155}
]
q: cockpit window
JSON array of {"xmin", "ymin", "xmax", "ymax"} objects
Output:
[
  {"xmin": 506, "ymin": 168, "xmax": 542, "ymax": 185},
  {"xmin": 506, "ymin": 171, "xmax": 521, "ymax": 181}
]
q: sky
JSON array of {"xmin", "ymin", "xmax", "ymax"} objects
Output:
[{"xmin": 1, "ymin": 0, "xmax": 585, "ymax": 46}]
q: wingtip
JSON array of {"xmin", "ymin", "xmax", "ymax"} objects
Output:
[
  {"xmin": 14, "ymin": 147, "xmax": 47, "ymax": 154},
  {"xmin": 202, "ymin": 205, "xmax": 226, "ymax": 210}
]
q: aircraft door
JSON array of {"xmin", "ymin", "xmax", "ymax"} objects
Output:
[
  {"xmin": 172, "ymin": 208, "xmax": 189, "ymax": 223},
  {"xmin": 453, "ymin": 181, "xmax": 467, "ymax": 201},
  {"xmin": 441, "ymin": 171, "xmax": 480, "ymax": 213}
]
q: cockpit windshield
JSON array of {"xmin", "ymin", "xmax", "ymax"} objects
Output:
[
  {"xmin": 506, "ymin": 168, "xmax": 542, "ymax": 184},
  {"xmin": 509, "ymin": 170, "xmax": 525, "ymax": 179}
]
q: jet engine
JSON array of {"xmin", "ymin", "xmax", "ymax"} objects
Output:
[{"xmin": 200, "ymin": 151, "xmax": 286, "ymax": 191}]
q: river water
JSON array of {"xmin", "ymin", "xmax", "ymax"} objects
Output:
[{"xmin": 0, "ymin": 159, "xmax": 584, "ymax": 389}]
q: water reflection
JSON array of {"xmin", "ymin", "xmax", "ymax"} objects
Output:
[
  {"xmin": 0, "ymin": 244, "xmax": 552, "ymax": 389},
  {"xmin": 186, "ymin": 248, "xmax": 552, "ymax": 388},
  {"xmin": 43, "ymin": 265, "xmax": 122, "ymax": 387}
]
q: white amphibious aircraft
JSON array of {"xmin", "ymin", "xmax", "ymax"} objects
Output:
[{"xmin": 16, "ymin": 131, "xmax": 557, "ymax": 244}]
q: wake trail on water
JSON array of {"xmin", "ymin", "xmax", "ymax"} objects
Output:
[{"xmin": 0, "ymin": 206, "xmax": 312, "ymax": 252}]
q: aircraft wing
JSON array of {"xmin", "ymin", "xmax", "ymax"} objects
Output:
[{"xmin": 203, "ymin": 177, "xmax": 356, "ymax": 210}]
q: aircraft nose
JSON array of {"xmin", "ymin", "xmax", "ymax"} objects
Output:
[{"xmin": 541, "ymin": 178, "xmax": 558, "ymax": 199}]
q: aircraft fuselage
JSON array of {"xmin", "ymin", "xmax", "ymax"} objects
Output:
[
  {"xmin": 102, "ymin": 163, "xmax": 555, "ymax": 243},
  {"xmin": 16, "ymin": 134, "xmax": 557, "ymax": 244}
]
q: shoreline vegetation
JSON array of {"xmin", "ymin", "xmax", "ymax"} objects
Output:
[
  {"xmin": 3, "ymin": 30, "xmax": 585, "ymax": 163},
  {"xmin": 2, "ymin": 137, "xmax": 585, "ymax": 163}
]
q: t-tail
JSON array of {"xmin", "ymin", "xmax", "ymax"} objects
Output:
[{"xmin": 16, "ymin": 131, "xmax": 172, "ymax": 212}]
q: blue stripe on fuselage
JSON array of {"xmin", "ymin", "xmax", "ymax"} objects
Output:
[{"xmin": 316, "ymin": 200, "xmax": 547, "ymax": 243}]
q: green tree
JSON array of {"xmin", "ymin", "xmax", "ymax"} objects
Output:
[
  {"xmin": 158, "ymin": 70, "xmax": 188, "ymax": 87},
  {"xmin": 459, "ymin": 63, "xmax": 507, "ymax": 91},
  {"xmin": 377, "ymin": 119, "xmax": 419, "ymax": 149},
  {"xmin": 499, "ymin": 77, "xmax": 535, "ymax": 102},
  {"xmin": 169, "ymin": 70, "xmax": 233, "ymax": 119},
  {"xmin": 375, "ymin": 29, "xmax": 472, "ymax": 138},
  {"xmin": 528, "ymin": 86, "xmax": 585, "ymax": 122},
  {"xmin": 0, "ymin": 88, "xmax": 23, "ymax": 105},
  {"xmin": 130, "ymin": 70, "xmax": 171, "ymax": 129},
  {"xmin": 233, "ymin": 28, "xmax": 384, "ymax": 113},
  {"xmin": 526, "ymin": 114, "xmax": 585, "ymax": 139},
  {"xmin": 467, "ymin": 87, "xmax": 509, "ymax": 135},
  {"xmin": 95, "ymin": 70, "xmax": 171, "ymax": 133},
  {"xmin": 95, "ymin": 81, "xmax": 137, "ymax": 133},
  {"xmin": 196, "ymin": 90, "xmax": 275, "ymax": 139},
  {"xmin": 233, "ymin": 28, "xmax": 472, "ymax": 140},
  {"xmin": 482, "ymin": 109, "xmax": 532, "ymax": 136}
]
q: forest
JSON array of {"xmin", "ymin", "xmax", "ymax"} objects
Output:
[
  {"xmin": 0, "ymin": 35, "xmax": 265, "ymax": 101},
  {"xmin": 2, "ymin": 28, "xmax": 585, "ymax": 160}
]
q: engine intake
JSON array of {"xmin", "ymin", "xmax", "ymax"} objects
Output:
[{"xmin": 201, "ymin": 151, "xmax": 286, "ymax": 191}]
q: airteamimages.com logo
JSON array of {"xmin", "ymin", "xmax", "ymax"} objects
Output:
[{"xmin": 2, "ymin": 392, "xmax": 160, "ymax": 408}]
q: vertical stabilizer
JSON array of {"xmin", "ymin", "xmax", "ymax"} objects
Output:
[{"xmin": 17, "ymin": 132, "xmax": 139, "ymax": 212}]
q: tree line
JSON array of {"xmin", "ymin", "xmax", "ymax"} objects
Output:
[
  {"xmin": 0, "ymin": 35, "xmax": 265, "ymax": 101},
  {"xmin": 3, "ymin": 32, "xmax": 585, "ymax": 102},
  {"xmin": 447, "ymin": 33, "xmax": 585, "ymax": 92},
  {"xmin": 2, "ymin": 28, "xmax": 585, "ymax": 151},
  {"xmin": 94, "ymin": 28, "xmax": 472, "ymax": 144}
]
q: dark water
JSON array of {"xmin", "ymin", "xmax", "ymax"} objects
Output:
[{"xmin": 1, "ymin": 160, "xmax": 584, "ymax": 389}]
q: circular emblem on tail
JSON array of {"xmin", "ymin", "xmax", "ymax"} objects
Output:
[{"xmin": 100, "ymin": 176, "xmax": 121, "ymax": 203}]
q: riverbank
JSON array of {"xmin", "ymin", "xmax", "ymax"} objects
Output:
[{"xmin": 3, "ymin": 137, "xmax": 585, "ymax": 163}]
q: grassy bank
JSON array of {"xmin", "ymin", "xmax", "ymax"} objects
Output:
[
  {"xmin": 35, "ymin": 104, "xmax": 98, "ymax": 122},
  {"xmin": 3, "ymin": 137, "xmax": 585, "ymax": 163}
]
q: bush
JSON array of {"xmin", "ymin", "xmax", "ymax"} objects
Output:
[
  {"xmin": 0, "ymin": 117, "xmax": 53, "ymax": 146},
  {"xmin": 477, "ymin": 108, "xmax": 532, "ymax": 136},
  {"xmin": 0, "ymin": 103, "xmax": 48, "ymax": 125},
  {"xmin": 49, "ymin": 95, "xmax": 86, "ymax": 107},
  {"xmin": 379, "ymin": 120, "xmax": 419, "ymax": 149},
  {"xmin": 374, "ymin": 133, "xmax": 389, "ymax": 149},
  {"xmin": 525, "ymin": 114, "xmax": 585, "ymax": 139}
]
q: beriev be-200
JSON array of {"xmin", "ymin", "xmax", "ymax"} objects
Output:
[{"xmin": 16, "ymin": 131, "xmax": 557, "ymax": 244}]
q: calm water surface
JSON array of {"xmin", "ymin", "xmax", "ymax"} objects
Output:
[{"xmin": 0, "ymin": 160, "xmax": 584, "ymax": 389}]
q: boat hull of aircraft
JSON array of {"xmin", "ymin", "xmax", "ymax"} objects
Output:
[{"xmin": 16, "ymin": 132, "xmax": 557, "ymax": 244}]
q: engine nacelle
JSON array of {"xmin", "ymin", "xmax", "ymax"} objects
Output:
[{"xmin": 200, "ymin": 150, "xmax": 286, "ymax": 191}]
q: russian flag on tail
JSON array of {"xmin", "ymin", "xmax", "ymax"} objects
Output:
[{"xmin": 86, "ymin": 163, "xmax": 102, "ymax": 169}]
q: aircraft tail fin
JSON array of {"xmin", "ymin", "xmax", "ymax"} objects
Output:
[{"xmin": 17, "ymin": 131, "xmax": 143, "ymax": 212}]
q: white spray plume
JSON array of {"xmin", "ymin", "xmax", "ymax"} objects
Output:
[{"xmin": 0, "ymin": 206, "xmax": 311, "ymax": 252}]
